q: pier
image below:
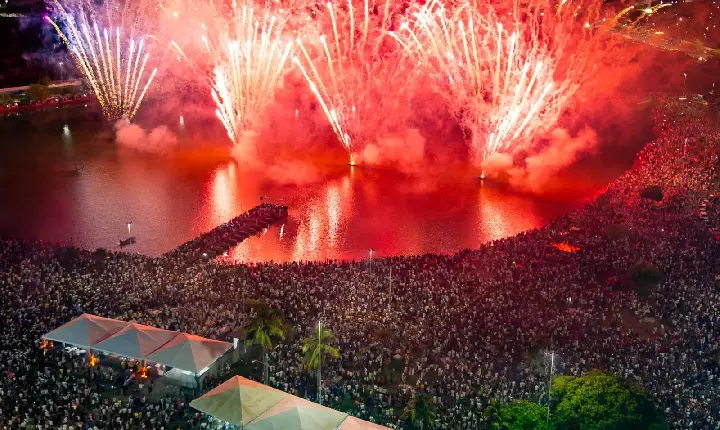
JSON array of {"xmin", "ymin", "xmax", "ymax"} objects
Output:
[{"xmin": 165, "ymin": 203, "xmax": 288, "ymax": 261}]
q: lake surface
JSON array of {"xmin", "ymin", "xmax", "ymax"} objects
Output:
[{"xmin": 0, "ymin": 105, "xmax": 650, "ymax": 263}]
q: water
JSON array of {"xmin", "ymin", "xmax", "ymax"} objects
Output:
[{"xmin": 0, "ymin": 106, "xmax": 649, "ymax": 263}]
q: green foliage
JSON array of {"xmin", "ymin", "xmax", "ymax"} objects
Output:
[
  {"xmin": 26, "ymin": 84, "xmax": 51, "ymax": 102},
  {"xmin": 551, "ymin": 371, "xmax": 666, "ymax": 430},
  {"xmin": 301, "ymin": 325, "xmax": 340, "ymax": 371},
  {"xmin": 488, "ymin": 400, "xmax": 550, "ymax": 430},
  {"xmin": 244, "ymin": 307, "xmax": 286, "ymax": 351},
  {"xmin": 0, "ymin": 92, "xmax": 14, "ymax": 106},
  {"xmin": 244, "ymin": 307, "xmax": 286, "ymax": 384},
  {"xmin": 629, "ymin": 263, "xmax": 664, "ymax": 299},
  {"xmin": 639, "ymin": 185, "xmax": 663, "ymax": 202},
  {"xmin": 403, "ymin": 392, "xmax": 437, "ymax": 430}
]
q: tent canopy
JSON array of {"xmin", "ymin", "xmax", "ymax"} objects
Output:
[
  {"xmin": 189, "ymin": 376, "xmax": 290, "ymax": 426},
  {"xmin": 245, "ymin": 396, "xmax": 348, "ymax": 430},
  {"xmin": 42, "ymin": 313, "xmax": 129, "ymax": 349},
  {"xmin": 94, "ymin": 322, "xmax": 179, "ymax": 360},
  {"xmin": 148, "ymin": 333, "xmax": 232, "ymax": 374},
  {"xmin": 42, "ymin": 314, "xmax": 232, "ymax": 375},
  {"xmin": 191, "ymin": 377, "xmax": 390, "ymax": 430},
  {"xmin": 336, "ymin": 416, "xmax": 391, "ymax": 430}
]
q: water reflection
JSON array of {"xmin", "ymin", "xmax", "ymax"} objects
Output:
[{"xmin": 0, "ymin": 110, "xmax": 581, "ymax": 261}]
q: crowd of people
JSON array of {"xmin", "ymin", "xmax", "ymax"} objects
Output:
[
  {"xmin": 0, "ymin": 92, "xmax": 92, "ymax": 115},
  {"xmin": 1, "ymin": 96, "xmax": 720, "ymax": 429},
  {"xmin": 166, "ymin": 203, "xmax": 288, "ymax": 262}
]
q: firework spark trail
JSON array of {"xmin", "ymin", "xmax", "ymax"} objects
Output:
[
  {"xmin": 47, "ymin": 0, "xmax": 158, "ymax": 121},
  {"xmin": 293, "ymin": 0, "xmax": 406, "ymax": 164},
  {"xmin": 390, "ymin": 0, "xmax": 605, "ymax": 167},
  {"xmin": 171, "ymin": 1, "xmax": 293, "ymax": 146}
]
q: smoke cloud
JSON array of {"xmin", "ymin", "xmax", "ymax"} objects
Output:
[
  {"xmin": 113, "ymin": 120, "xmax": 179, "ymax": 153},
  {"xmin": 483, "ymin": 126, "xmax": 599, "ymax": 193},
  {"xmin": 359, "ymin": 128, "xmax": 426, "ymax": 175}
]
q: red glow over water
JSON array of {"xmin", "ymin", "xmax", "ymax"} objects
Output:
[{"xmin": 0, "ymin": 107, "xmax": 645, "ymax": 262}]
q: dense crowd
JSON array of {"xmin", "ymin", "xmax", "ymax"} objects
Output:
[
  {"xmin": 1, "ymin": 96, "xmax": 720, "ymax": 429},
  {"xmin": 0, "ymin": 92, "xmax": 92, "ymax": 114},
  {"xmin": 166, "ymin": 203, "xmax": 288, "ymax": 262}
]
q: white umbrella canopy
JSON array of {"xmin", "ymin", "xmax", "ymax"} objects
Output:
[{"xmin": 190, "ymin": 376, "xmax": 290, "ymax": 426}]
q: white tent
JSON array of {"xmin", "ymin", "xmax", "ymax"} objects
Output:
[
  {"xmin": 245, "ymin": 396, "xmax": 348, "ymax": 430},
  {"xmin": 336, "ymin": 416, "xmax": 390, "ymax": 429},
  {"xmin": 42, "ymin": 314, "xmax": 233, "ymax": 376},
  {"xmin": 93, "ymin": 322, "xmax": 179, "ymax": 360},
  {"xmin": 147, "ymin": 333, "xmax": 232, "ymax": 374},
  {"xmin": 42, "ymin": 314, "xmax": 130, "ymax": 349}
]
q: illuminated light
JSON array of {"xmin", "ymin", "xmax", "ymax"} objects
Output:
[
  {"xmin": 390, "ymin": 0, "xmax": 605, "ymax": 172},
  {"xmin": 174, "ymin": 1, "xmax": 293, "ymax": 146},
  {"xmin": 179, "ymin": 115, "xmax": 184, "ymax": 126},
  {"xmin": 294, "ymin": 0, "xmax": 405, "ymax": 164},
  {"xmin": 643, "ymin": 8, "xmax": 653, "ymax": 14},
  {"xmin": 46, "ymin": 0, "xmax": 157, "ymax": 121}
]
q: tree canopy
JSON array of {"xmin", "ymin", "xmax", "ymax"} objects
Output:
[
  {"xmin": 487, "ymin": 400, "xmax": 550, "ymax": 430},
  {"xmin": 639, "ymin": 185, "xmax": 664, "ymax": 202},
  {"xmin": 403, "ymin": 392, "xmax": 437, "ymax": 430},
  {"xmin": 629, "ymin": 263, "xmax": 664, "ymax": 299},
  {"xmin": 550, "ymin": 371, "xmax": 666, "ymax": 430}
]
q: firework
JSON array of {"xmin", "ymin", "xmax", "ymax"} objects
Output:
[
  {"xmin": 171, "ymin": 1, "xmax": 293, "ymax": 146},
  {"xmin": 390, "ymin": 0, "xmax": 610, "ymax": 167},
  {"xmin": 47, "ymin": 0, "xmax": 158, "ymax": 121},
  {"xmin": 293, "ymin": 0, "xmax": 408, "ymax": 164}
]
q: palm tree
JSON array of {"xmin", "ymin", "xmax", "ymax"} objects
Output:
[
  {"xmin": 403, "ymin": 392, "xmax": 437, "ymax": 430},
  {"xmin": 244, "ymin": 307, "xmax": 286, "ymax": 385},
  {"xmin": 301, "ymin": 321, "xmax": 339, "ymax": 405}
]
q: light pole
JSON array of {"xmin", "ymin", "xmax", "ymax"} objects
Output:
[
  {"xmin": 368, "ymin": 248, "xmax": 374, "ymax": 267},
  {"xmin": 683, "ymin": 73, "xmax": 688, "ymax": 97},
  {"xmin": 546, "ymin": 351, "xmax": 555, "ymax": 425},
  {"xmin": 59, "ymin": 62, "xmax": 64, "ymax": 81},
  {"xmin": 317, "ymin": 320, "xmax": 322, "ymax": 405}
]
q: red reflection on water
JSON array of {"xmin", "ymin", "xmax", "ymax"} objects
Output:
[{"xmin": 476, "ymin": 181, "xmax": 543, "ymax": 242}]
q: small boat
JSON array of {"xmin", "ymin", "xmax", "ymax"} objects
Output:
[{"xmin": 119, "ymin": 237, "xmax": 136, "ymax": 248}]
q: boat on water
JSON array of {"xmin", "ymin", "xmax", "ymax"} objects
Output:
[{"xmin": 119, "ymin": 237, "xmax": 136, "ymax": 248}]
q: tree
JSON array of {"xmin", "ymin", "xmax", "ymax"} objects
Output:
[
  {"xmin": 551, "ymin": 371, "xmax": 666, "ymax": 430},
  {"xmin": 639, "ymin": 185, "xmax": 663, "ymax": 202},
  {"xmin": 301, "ymin": 321, "xmax": 339, "ymax": 405},
  {"xmin": 244, "ymin": 307, "xmax": 286, "ymax": 385},
  {"xmin": 403, "ymin": 392, "xmax": 437, "ymax": 430},
  {"xmin": 487, "ymin": 400, "xmax": 550, "ymax": 430},
  {"xmin": 629, "ymin": 263, "xmax": 664, "ymax": 299},
  {"xmin": 26, "ymin": 84, "xmax": 50, "ymax": 102},
  {"xmin": 0, "ymin": 92, "xmax": 14, "ymax": 106},
  {"xmin": 602, "ymin": 223, "xmax": 631, "ymax": 240}
]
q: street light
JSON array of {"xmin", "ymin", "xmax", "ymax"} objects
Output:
[
  {"xmin": 546, "ymin": 350, "xmax": 556, "ymax": 425},
  {"xmin": 683, "ymin": 73, "xmax": 688, "ymax": 97},
  {"xmin": 368, "ymin": 248, "xmax": 374, "ymax": 268}
]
